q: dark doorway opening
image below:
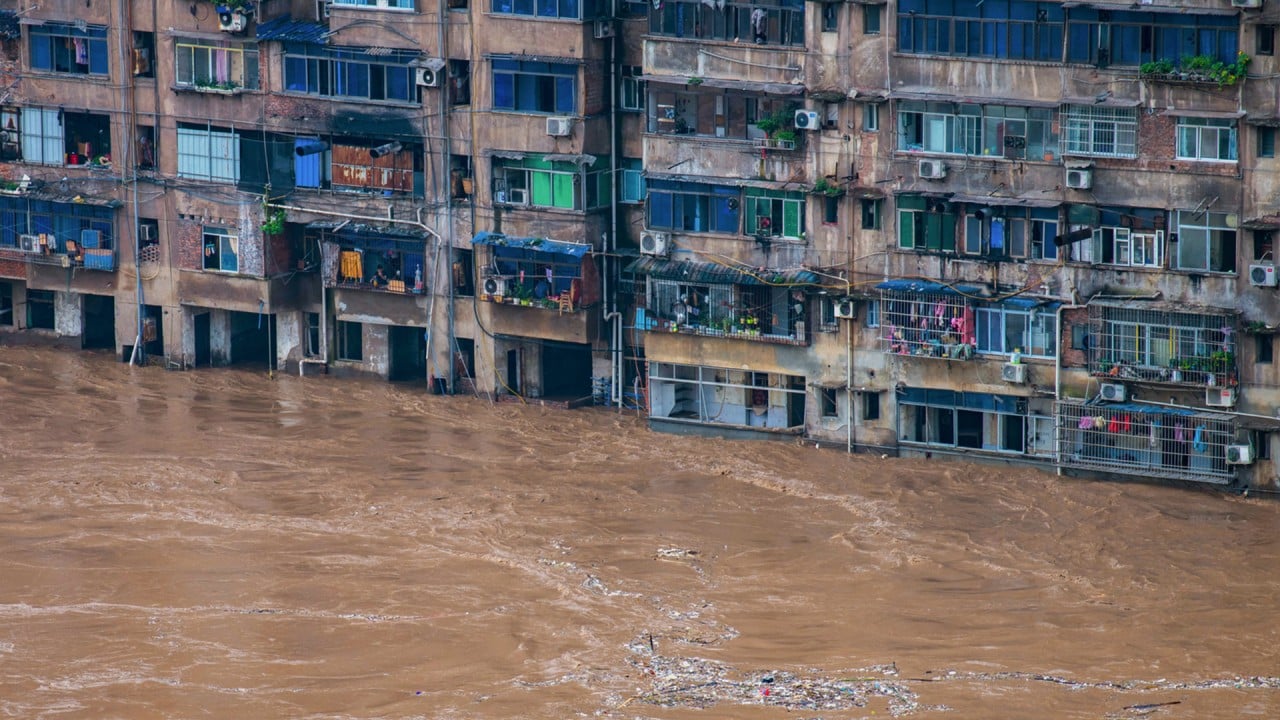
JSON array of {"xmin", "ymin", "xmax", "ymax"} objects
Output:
[
  {"xmin": 194, "ymin": 312, "xmax": 211, "ymax": 366},
  {"xmin": 957, "ymin": 409, "xmax": 984, "ymax": 449},
  {"xmin": 506, "ymin": 348, "xmax": 522, "ymax": 395},
  {"xmin": 541, "ymin": 342, "xmax": 591, "ymax": 399},
  {"xmin": 388, "ymin": 324, "xmax": 427, "ymax": 383},
  {"xmin": 229, "ymin": 310, "xmax": 275, "ymax": 368},
  {"xmin": 82, "ymin": 294, "xmax": 115, "ymax": 349}
]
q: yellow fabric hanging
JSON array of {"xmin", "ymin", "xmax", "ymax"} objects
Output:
[{"xmin": 340, "ymin": 251, "xmax": 363, "ymax": 282}]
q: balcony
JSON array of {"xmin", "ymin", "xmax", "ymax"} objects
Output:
[{"xmin": 1087, "ymin": 303, "xmax": 1237, "ymax": 388}]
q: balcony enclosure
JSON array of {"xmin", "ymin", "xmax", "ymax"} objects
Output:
[{"xmin": 1087, "ymin": 305, "xmax": 1237, "ymax": 386}]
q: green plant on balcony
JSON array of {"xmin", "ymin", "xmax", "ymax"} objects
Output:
[
  {"xmin": 811, "ymin": 176, "xmax": 843, "ymax": 196},
  {"xmin": 1140, "ymin": 53, "xmax": 1251, "ymax": 87},
  {"xmin": 262, "ymin": 210, "xmax": 284, "ymax": 236}
]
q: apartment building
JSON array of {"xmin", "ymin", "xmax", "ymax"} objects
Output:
[{"xmin": 2, "ymin": 0, "xmax": 1278, "ymax": 490}]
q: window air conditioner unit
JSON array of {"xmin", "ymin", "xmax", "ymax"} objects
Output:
[
  {"xmin": 1206, "ymin": 386, "xmax": 1237, "ymax": 408},
  {"xmin": 217, "ymin": 7, "xmax": 248, "ymax": 33},
  {"xmin": 1226, "ymin": 443, "xmax": 1255, "ymax": 465},
  {"xmin": 18, "ymin": 234, "xmax": 39, "ymax": 253},
  {"xmin": 1231, "ymin": 0, "xmax": 1262, "ymax": 8},
  {"xmin": 640, "ymin": 230, "xmax": 670, "ymax": 257},
  {"xmin": 794, "ymin": 109, "xmax": 820, "ymax": 130},
  {"xmin": 501, "ymin": 188, "xmax": 528, "ymax": 205},
  {"xmin": 1099, "ymin": 382, "xmax": 1127, "ymax": 402},
  {"xmin": 918, "ymin": 158, "xmax": 946, "ymax": 180},
  {"xmin": 139, "ymin": 224, "xmax": 157, "ymax": 243},
  {"xmin": 833, "ymin": 297, "xmax": 856, "ymax": 319},
  {"xmin": 593, "ymin": 19, "xmax": 615, "ymax": 38},
  {"xmin": 1001, "ymin": 362, "xmax": 1028, "ymax": 384},
  {"xmin": 1066, "ymin": 168, "xmax": 1093, "ymax": 190},
  {"xmin": 1249, "ymin": 263, "xmax": 1277, "ymax": 287},
  {"xmin": 482, "ymin": 275, "xmax": 508, "ymax": 298},
  {"xmin": 546, "ymin": 116, "xmax": 574, "ymax": 137}
]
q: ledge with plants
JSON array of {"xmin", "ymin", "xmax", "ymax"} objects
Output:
[
  {"xmin": 753, "ymin": 108, "xmax": 800, "ymax": 151},
  {"xmin": 1139, "ymin": 53, "xmax": 1251, "ymax": 88}
]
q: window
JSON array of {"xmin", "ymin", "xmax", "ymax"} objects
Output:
[
  {"xmin": 649, "ymin": 0, "xmax": 806, "ymax": 47},
  {"xmin": 620, "ymin": 158, "xmax": 646, "ymax": 203},
  {"xmin": 306, "ymin": 312, "xmax": 321, "ymax": 357},
  {"xmin": 1257, "ymin": 334, "xmax": 1274, "ymax": 364},
  {"xmin": 1175, "ymin": 210, "xmax": 1236, "ymax": 273},
  {"xmin": 26, "ymin": 289, "xmax": 55, "ymax": 329},
  {"xmin": 823, "ymin": 195, "xmax": 839, "ymax": 225},
  {"xmin": 494, "ymin": 156, "xmax": 591, "ymax": 210},
  {"xmin": 861, "ymin": 198, "xmax": 881, "ymax": 229},
  {"xmin": 491, "ymin": 0, "xmax": 591, "ymax": 19},
  {"xmin": 283, "ymin": 44, "xmax": 419, "ymax": 103},
  {"xmin": 863, "ymin": 4, "xmax": 881, "ymax": 34},
  {"xmin": 620, "ymin": 66, "xmax": 644, "ymax": 112},
  {"xmin": 863, "ymin": 103, "xmax": 879, "ymax": 132},
  {"xmin": 1254, "ymin": 230, "xmax": 1273, "ymax": 261},
  {"xmin": 19, "ymin": 108, "xmax": 61, "ymax": 166},
  {"xmin": 0, "ymin": 108, "xmax": 17, "ymax": 162},
  {"xmin": 334, "ymin": 0, "xmax": 415, "ymax": 7},
  {"xmin": 175, "ymin": 39, "xmax": 259, "ymax": 90},
  {"xmin": 975, "ymin": 304, "xmax": 1057, "ymax": 357},
  {"xmin": 1062, "ymin": 105, "xmax": 1138, "ymax": 158},
  {"xmin": 337, "ymin": 320, "xmax": 363, "ymax": 361},
  {"xmin": 880, "ymin": 290, "xmax": 970, "ymax": 357},
  {"xmin": 897, "ymin": 388, "xmax": 1027, "ymax": 451},
  {"xmin": 746, "ymin": 189, "xmax": 806, "ymax": 239},
  {"xmin": 202, "ymin": 227, "xmax": 239, "ymax": 272},
  {"xmin": 897, "ymin": 101, "xmax": 981, "ymax": 154},
  {"xmin": 861, "ymin": 391, "xmax": 881, "ymax": 421},
  {"xmin": 178, "ymin": 125, "xmax": 240, "ymax": 182},
  {"xmin": 817, "ymin": 296, "xmax": 837, "ymax": 331},
  {"xmin": 1088, "ymin": 228, "xmax": 1163, "ymax": 268},
  {"xmin": 136, "ymin": 125, "xmax": 156, "ymax": 170},
  {"xmin": 1176, "ymin": 117, "xmax": 1237, "ymax": 162},
  {"xmin": 0, "ymin": 196, "xmax": 114, "ymax": 252},
  {"xmin": 897, "ymin": 0, "xmax": 1065, "ymax": 60},
  {"xmin": 820, "ymin": 387, "xmax": 838, "ymax": 417},
  {"xmin": 963, "ymin": 207, "xmax": 1058, "ymax": 259},
  {"xmin": 1260, "ymin": 25, "xmax": 1277, "ymax": 56},
  {"xmin": 492, "ymin": 57, "xmax": 577, "ymax": 114},
  {"xmin": 138, "ymin": 219, "xmax": 159, "ymax": 259},
  {"xmin": 29, "ymin": 22, "xmax": 108, "ymax": 75},
  {"xmin": 897, "ymin": 195, "xmax": 957, "ymax": 252},
  {"xmin": 1258, "ymin": 127, "xmax": 1276, "ymax": 158},
  {"xmin": 1088, "ymin": 306, "xmax": 1235, "ymax": 380},
  {"xmin": 132, "ymin": 32, "xmax": 155, "ymax": 79},
  {"xmin": 647, "ymin": 180, "xmax": 741, "ymax": 234},
  {"xmin": 980, "ymin": 106, "xmax": 1057, "ymax": 160},
  {"xmin": 866, "ymin": 299, "xmax": 879, "ymax": 327}
]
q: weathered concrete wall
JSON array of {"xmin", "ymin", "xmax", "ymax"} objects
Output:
[{"xmin": 53, "ymin": 291, "xmax": 82, "ymax": 337}]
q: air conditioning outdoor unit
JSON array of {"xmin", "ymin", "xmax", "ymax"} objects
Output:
[
  {"xmin": 546, "ymin": 116, "xmax": 574, "ymax": 137},
  {"xmin": 1206, "ymin": 386, "xmax": 1237, "ymax": 408},
  {"xmin": 1226, "ymin": 444, "xmax": 1255, "ymax": 465},
  {"xmin": 217, "ymin": 7, "xmax": 248, "ymax": 33},
  {"xmin": 640, "ymin": 230, "xmax": 670, "ymax": 257},
  {"xmin": 918, "ymin": 159, "xmax": 946, "ymax": 180},
  {"xmin": 1231, "ymin": 0, "xmax": 1262, "ymax": 9},
  {"xmin": 1249, "ymin": 263, "xmax": 1278, "ymax": 287},
  {"xmin": 18, "ymin": 234, "xmax": 39, "ymax": 253},
  {"xmin": 593, "ymin": 19, "xmax": 615, "ymax": 38},
  {"xmin": 833, "ymin": 297, "xmax": 856, "ymax": 319},
  {"xmin": 1099, "ymin": 382, "xmax": 1127, "ymax": 402},
  {"xmin": 1066, "ymin": 168, "xmax": 1093, "ymax": 190},
  {"xmin": 482, "ymin": 275, "xmax": 508, "ymax": 298},
  {"xmin": 794, "ymin": 109, "xmax": 820, "ymax": 130},
  {"xmin": 416, "ymin": 67, "xmax": 441, "ymax": 88},
  {"xmin": 1002, "ymin": 362, "xmax": 1028, "ymax": 384}
]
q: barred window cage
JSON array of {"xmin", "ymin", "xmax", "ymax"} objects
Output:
[
  {"xmin": 880, "ymin": 290, "xmax": 975, "ymax": 360},
  {"xmin": 1055, "ymin": 401, "xmax": 1236, "ymax": 484},
  {"xmin": 1088, "ymin": 305, "xmax": 1236, "ymax": 385}
]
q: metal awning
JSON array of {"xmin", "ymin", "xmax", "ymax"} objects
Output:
[
  {"xmin": 1086, "ymin": 295, "xmax": 1235, "ymax": 315},
  {"xmin": 1061, "ymin": 96, "xmax": 1142, "ymax": 108},
  {"xmin": 255, "ymin": 15, "xmax": 329, "ymax": 43},
  {"xmin": 949, "ymin": 193, "xmax": 1061, "ymax": 209},
  {"xmin": 643, "ymin": 171, "xmax": 804, "ymax": 191},
  {"xmin": 1241, "ymin": 215, "xmax": 1280, "ymax": 230},
  {"xmin": 1245, "ymin": 115, "xmax": 1280, "ymax": 127},
  {"xmin": 543, "ymin": 153, "xmax": 598, "ymax": 166},
  {"xmin": 472, "ymin": 231, "xmax": 593, "ymax": 259},
  {"xmin": 892, "ymin": 89, "xmax": 1058, "ymax": 108},
  {"xmin": 24, "ymin": 191, "xmax": 122, "ymax": 209},
  {"xmin": 875, "ymin": 279, "xmax": 989, "ymax": 297},
  {"xmin": 1060, "ymin": 0, "xmax": 1238, "ymax": 14},
  {"xmin": 625, "ymin": 257, "xmax": 821, "ymax": 287},
  {"xmin": 640, "ymin": 75, "xmax": 805, "ymax": 96},
  {"xmin": 488, "ymin": 150, "xmax": 526, "ymax": 160}
]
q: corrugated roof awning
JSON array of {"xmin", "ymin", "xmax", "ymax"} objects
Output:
[
  {"xmin": 643, "ymin": 171, "xmax": 803, "ymax": 191},
  {"xmin": 472, "ymin": 231, "xmax": 592, "ymax": 259},
  {"xmin": 1162, "ymin": 108, "xmax": 1245, "ymax": 119},
  {"xmin": 1060, "ymin": 0, "xmax": 1238, "ymax": 14},
  {"xmin": 1087, "ymin": 295, "xmax": 1236, "ymax": 315},
  {"xmin": 625, "ymin": 257, "xmax": 820, "ymax": 287},
  {"xmin": 892, "ymin": 89, "xmax": 1059, "ymax": 108},
  {"xmin": 25, "ymin": 191, "xmax": 122, "ymax": 209},
  {"xmin": 640, "ymin": 75, "xmax": 805, "ymax": 96},
  {"xmin": 1241, "ymin": 215, "xmax": 1280, "ymax": 230},
  {"xmin": 949, "ymin": 193, "xmax": 1061, "ymax": 209},
  {"xmin": 256, "ymin": 15, "xmax": 329, "ymax": 43},
  {"xmin": 488, "ymin": 150, "xmax": 526, "ymax": 160},
  {"xmin": 1246, "ymin": 115, "xmax": 1280, "ymax": 127},
  {"xmin": 876, "ymin": 279, "xmax": 989, "ymax": 297},
  {"xmin": 335, "ymin": 223, "xmax": 429, "ymax": 242}
]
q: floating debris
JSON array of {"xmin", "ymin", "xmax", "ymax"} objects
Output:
[{"xmin": 655, "ymin": 547, "xmax": 700, "ymax": 559}]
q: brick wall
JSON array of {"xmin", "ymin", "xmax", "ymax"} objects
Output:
[
  {"xmin": 1061, "ymin": 307, "xmax": 1088, "ymax": 368},
  {"xmin": 175, "ymin": 219, "xmax": 202, "ymax": 271}
]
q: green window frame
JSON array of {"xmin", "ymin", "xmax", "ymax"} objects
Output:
[
  {"xmin": 744, "ymin": 188, "xmax": 805, "ymax": 239},
  {"xmin": 897, "ymin": 195, "xmax": 957, "ymax": 252}
]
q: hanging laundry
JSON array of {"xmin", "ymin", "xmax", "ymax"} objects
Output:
[
  {"xmin": 1193, "ymin": 425, "xmax": 1207, "ymax": 453},
  {"xmin": 74, "ymin": 38, "xmax": 88, "ymax": 65}
]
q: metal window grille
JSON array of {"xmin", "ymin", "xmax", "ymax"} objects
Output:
[
  {"xmin": 1055, "ymin": 401, "xmax": 1236, "ymax": 483},
  {"xmin": 1062, "ymin": 105, "xmax": 1137, "ymax": 158},
  {"xmin": 1087, "ymin": 306, "xmax": 1236, "ymax": 384},
  {"xmin": 880, "ymin": 290, "xmax": 974, "ymax": 359}
]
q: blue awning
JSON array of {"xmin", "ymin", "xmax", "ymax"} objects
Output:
[
  {"xmin": 625, "ymin": 257, "xmax": 821, "ymax": 287},
  {"xmin": 256, "ymin": 15, "xmax": 329, "ymax": 43},
  {"xmin": 472, "ymin": 231, "xmax": 592, "ymax": 259},
  {"xmin": 875, "ymin": 279, "xmax": 988, "ymax": 296}
]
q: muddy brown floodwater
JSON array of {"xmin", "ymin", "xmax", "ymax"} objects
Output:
[{"xmin": 1, "ymin": 346, "xmax": 1278, "ymax": 720}]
